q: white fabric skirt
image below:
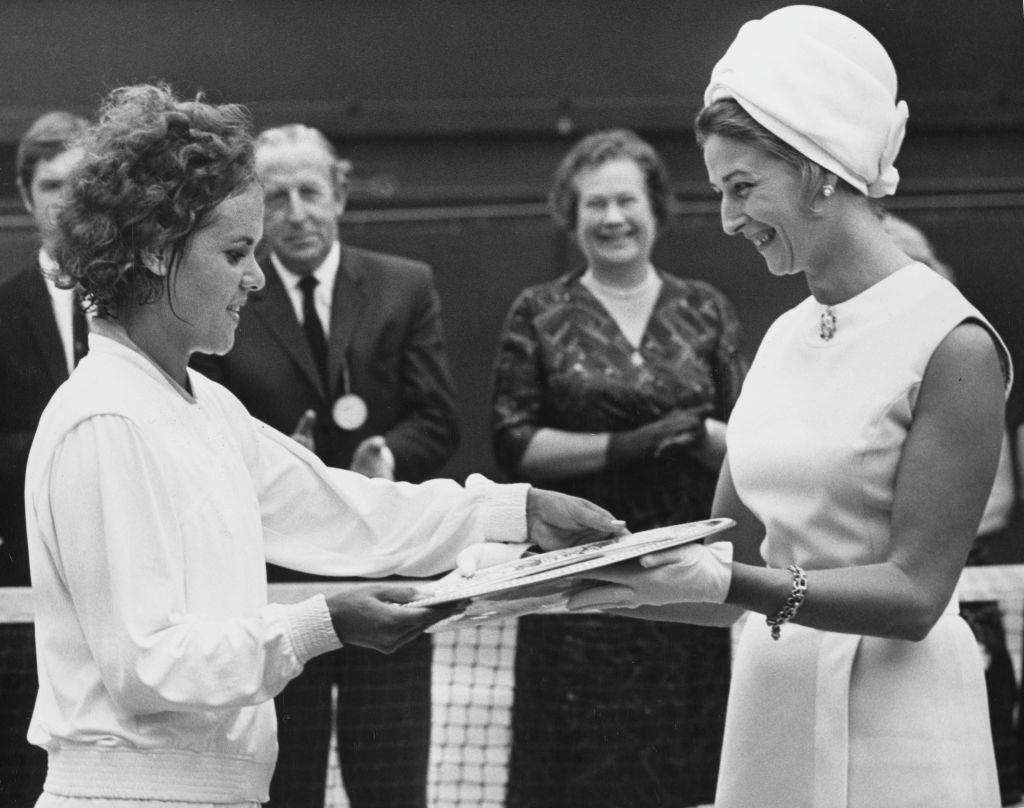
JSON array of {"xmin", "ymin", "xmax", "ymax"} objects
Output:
[{"xmin": 715, "ymin": 610, "xmax": 1000, "ymax": 808}]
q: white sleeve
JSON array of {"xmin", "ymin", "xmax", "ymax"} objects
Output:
[
  {"xmin": 41, "ymin": 415, "xmax": 339, "ymax": 714},
  {"xmin": 246, "ymin": 419, "xmax": 530, "ymax": 577}
]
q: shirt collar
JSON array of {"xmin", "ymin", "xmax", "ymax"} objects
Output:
[
  {"xmin": 38, "ymin": 248, "xmax": 58, "ymax": 274},
  {"xmin": 38, "ymin": 248, "xmax": 74, "ymax": 302},
  {"xmin": 269, "ymin": 241, "xmax": 341, "ymax": 292}
]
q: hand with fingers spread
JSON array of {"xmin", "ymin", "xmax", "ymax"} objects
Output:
[
  {"xmin": 290, "ymin": 408, "xmax": 317, "ymax": 453},
  {"xmin": 567, "ymin": 541, "xmax": 734, "ymax": 611},
  {"xmin": 606, "ymin": 404, "xmax": 713, "ymax": 467},
  {"xmin": 325, "ymin": 583, "xmax": 463, "ymax": 654}
]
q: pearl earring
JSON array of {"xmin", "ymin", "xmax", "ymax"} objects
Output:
[{"xmin": 822, "ymin": 184, "xmax": 835, "ymax": 198}]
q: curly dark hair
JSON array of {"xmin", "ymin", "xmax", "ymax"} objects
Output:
[
  {"xmin": 53, "ymin": 83, "xmax": 256, "ymax": 318},
  {"xmin": 549, "ymin": 129, "xmax": 671, "ymax": 233}
]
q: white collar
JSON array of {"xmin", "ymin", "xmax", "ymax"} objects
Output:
[
  {"xmin": 38, "ymin": 248, "xmax": 58, "ymax": 274},
  {"xmin": 38, "ymin": 248, "xmax": 74, "ymax": 302},
  {"xmin": 270, "ymin": 241, "xmax": 341, "ymax": 291},
  {"xmin": 581, "ymin": 264, "xmax": 659, "ymax": 300}
]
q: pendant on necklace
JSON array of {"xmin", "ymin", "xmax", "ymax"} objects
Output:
[{"xmin": 819, "ymin": 306, "xmax": 837, "ymax": 342}]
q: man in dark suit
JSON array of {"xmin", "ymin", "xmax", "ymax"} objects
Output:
[
  {"xmin": 191, "ymin": 124, "xmax": 459, "ymax": 808},
  {"xmin": 0, "ymin": 111, "xmax": 89, "ymax": 808}
]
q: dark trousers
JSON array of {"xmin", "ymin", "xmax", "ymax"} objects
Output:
[
  {"xmin": 0, "ymin": 623, "xmax": 47, "ymax": 808},
  {"xmin": 267, "ymin": 634, "xmax": 432, "ymax": 808}
]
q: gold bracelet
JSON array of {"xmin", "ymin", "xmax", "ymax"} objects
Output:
[{"xmin": 765, "ymin": 564, "xmax": 807, "ymax": 640}]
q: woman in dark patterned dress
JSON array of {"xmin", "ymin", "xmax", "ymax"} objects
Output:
[{"xmin": 491, "ymin": 129, "xmax": 747, "ymax": 808}]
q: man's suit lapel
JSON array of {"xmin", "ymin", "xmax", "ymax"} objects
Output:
[
  {"xmin": 251, "ymin": 263, "xmax": 327, "ymax": 397},
  {"xmin": 327, "ymin": 246, "xmax": 366, "ymax": 394},
  {"xmin": 22, "ymin": 268, "xmax": 69, "ymax": 386}
]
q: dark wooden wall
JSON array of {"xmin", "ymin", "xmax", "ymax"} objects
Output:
[{"xmin": 2, "ymin": 1, "xmax": 1023, "ymax": 556}]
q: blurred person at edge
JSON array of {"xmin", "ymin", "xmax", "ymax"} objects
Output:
[
  {"xmin": 561, "ymin": 7, "xmax": 1012, "ymax": 807},
  {"xmin": 0, "ymin": 109, "xmax": 89, "ymax": 808},
  {"xmin": 24, "ymin": 82, "xmax": 625, "ymax": 808},
  {"xmin": 192, "ymin": 122, "xmax": 460, "ymax": 808},
  {"xmin": 489, "ymin": 128, "xmax": 747, "ymax": 808},
  {"xmin": 883, "ymin": 212, "xmax": 1021, "ymax": 805}
]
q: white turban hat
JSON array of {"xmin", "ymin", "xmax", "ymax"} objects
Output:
[{"xmin": 704, "ymin": 5, "xmax": 909, "ymax": 198}]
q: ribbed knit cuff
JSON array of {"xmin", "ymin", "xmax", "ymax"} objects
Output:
[
  {"xmin": 283, "ymin": 594, "xmax": 342, "ymax": 664},
  {"xmin": 465, "ymin": 473, "xmax": 530, "ymax": 543}
]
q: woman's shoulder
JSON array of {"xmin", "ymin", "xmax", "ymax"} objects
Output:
[
  {"xmin": 29, "ymin": 351, "xmax": 177, "ymax": 476},
  {"xmin": 657, "ymin": 271, "xmax": 740, "ymax": 318},
  {"xmin": 509, "ymin": 270, "xmax": 584, "ymax": 309},
  {"xmin": 659, "ymin": 270, "xmax": 725, "ymax": 300},
  {"xmin": 908, "ymin": 266, "xmax": 1013, "ymax": 391},
  {"xmin": 190, "ymin": 370, "xmax": 254, "ymax": 420}
]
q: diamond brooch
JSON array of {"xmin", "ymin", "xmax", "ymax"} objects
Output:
[{"xmin": 819, "ymin": 307, "xmax": 837, "ymax": 341}]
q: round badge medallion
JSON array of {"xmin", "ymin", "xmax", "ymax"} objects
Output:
[{"xmin": 332, "ymin": 394, "xmax": 368, "ymax": 430}]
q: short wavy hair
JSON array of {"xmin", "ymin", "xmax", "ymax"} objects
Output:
[
  {"xmin": 695, "ymin": 98, "xmax": 881, "ymax": 214},
  {"xmin": 53, "ymin": 83, "xmax": 256, "ymax": 318},
  {"xmin": 16, "ymin": 110, "xmax": 90, "ymax": 200},
  {"xmin": 255, "ymin": 123, "xmax": 350, "ymax": 192},
  {"xmin": 549, "ymin": 129, "xmax": 671, "ymax": 233}
]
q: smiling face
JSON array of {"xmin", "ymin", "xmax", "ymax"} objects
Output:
[
  {"xmin": 703, "ymin": 134, "xmax": 816, "ymax": 277},
  {"xmin": 257, "ymin": 140, "xmax": 345, "ymax": 276},
  {"xmin": 165, "ymin": 183, "xmax": 266, "ymax": 360},
  {"xmin": 573, "ymin": 158, "xmax": 657, "ymax": 275}
]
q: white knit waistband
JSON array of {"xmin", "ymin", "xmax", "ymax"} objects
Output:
[{"xmin": 45, "ymin": 746, "xmax": 274, "ymax": 803}]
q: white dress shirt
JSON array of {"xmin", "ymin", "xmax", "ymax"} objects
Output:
[
  {"xmin": 39, "ymin": 248, "xmax": 78, "ymax": 374},
  {"xmin": 270, "ymin": 241, "xmax": 341, "ymax": 336}
]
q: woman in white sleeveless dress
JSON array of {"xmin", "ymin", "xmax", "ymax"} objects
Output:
[{"xmin": 568, "ymin": 6, "xmax": 1010, "ymax": 807}]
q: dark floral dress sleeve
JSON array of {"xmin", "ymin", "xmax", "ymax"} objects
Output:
[
  {"xmin": 491, "ymin": 287, "xmax": 546, "ymax": 477},
  {"xmin": 698, "ymin": 281, "xmax": 748, "ymax": 419}
]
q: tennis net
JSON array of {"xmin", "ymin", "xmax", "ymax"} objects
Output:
[{"xmin": 2, "ymin": 565, "xmax": 1023, "ymax": 808}]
